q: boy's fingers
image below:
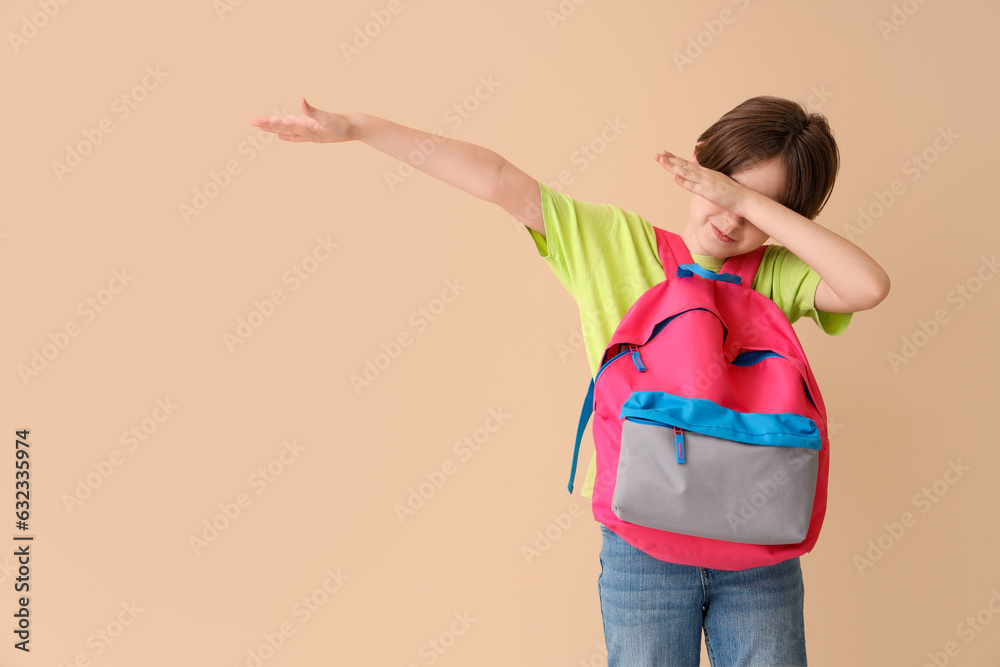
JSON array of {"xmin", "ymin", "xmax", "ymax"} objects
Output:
[{"xmin": 268, "ymin": 116, "xmax": 305, "ymax": 133}]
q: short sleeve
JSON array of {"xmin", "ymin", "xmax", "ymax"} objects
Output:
[
  {"xmin": 526, "ymin": 182, "xmax": 655, "ymax": 300},
  {"xmin": 524, "ymin": 181, "xmax": 665, "ymax": 376},
  {"xmin": 752, "ymin": 245, "xmax": 853, "ymax": 335}
]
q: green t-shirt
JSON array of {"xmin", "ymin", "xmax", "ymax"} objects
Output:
[{"xmin": 526, "ymin": 181, "xmax": 852, "ymax": 499}]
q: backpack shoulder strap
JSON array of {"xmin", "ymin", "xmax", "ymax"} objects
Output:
[
  {"xmin": 654, "ymin": 226, "xmax": 693, "ymax": 276},
  {"xmin": 721, "ymin": 244, "xmax": 769, "ymax": 288}
]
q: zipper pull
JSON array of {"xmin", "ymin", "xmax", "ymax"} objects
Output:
[
  {"xmin": 629, "ymin": 344, "xmax": 646, "ymax": 372},
  {"xmin": 674, "ymin": 426, "xmax": 685, "ymax": 464}
]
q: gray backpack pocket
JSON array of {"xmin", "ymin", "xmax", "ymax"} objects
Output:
[{"xmin": 612, "ymin": 391, "xmax": 822, "ymax": 545}]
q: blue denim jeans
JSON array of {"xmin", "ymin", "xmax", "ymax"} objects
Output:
[{"xmin": 598, "ymin": 524, "xmax": 807, "ymax": 666}]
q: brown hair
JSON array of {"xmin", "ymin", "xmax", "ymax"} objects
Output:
[{"xmin": 694, "ymin": 96, "xmax": 839, "ymax": 220}]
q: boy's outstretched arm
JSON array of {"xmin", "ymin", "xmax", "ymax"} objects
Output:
[
  {"xmin": 655, "ymin": 150, "xmax": 891, "ymax": 313},
  {"xmin": 249, "ymin": 98, "xmax": 545, "ymax": 235}
]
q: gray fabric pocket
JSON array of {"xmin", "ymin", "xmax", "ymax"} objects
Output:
[{"xmin": 612, "ymin": 393, "xmax": 821, "ymax": 545}]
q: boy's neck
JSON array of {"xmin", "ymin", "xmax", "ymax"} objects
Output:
[{"xmin": 689, "ymin": 252, "xmax": 725, "ymax": 272}]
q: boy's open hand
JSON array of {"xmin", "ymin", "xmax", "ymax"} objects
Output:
[
  {"xmin": 655, "ymin": 150, "xmax": 748, "ymax": 215},
  {"xmin": 250, "ymin": 97, "xmax": 353, "ymax": 143}
]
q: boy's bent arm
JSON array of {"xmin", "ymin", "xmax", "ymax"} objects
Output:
[
  {"xmin": 346, "ymin": 113, "xmax": 544, "ymax": 235},
  {"xmin": 653, "ymin": 150, "xmax": 890, "ymax": 313},
  {"xmin": 738, "ymin": 191, "xmax": 891, "ymax": 313}
]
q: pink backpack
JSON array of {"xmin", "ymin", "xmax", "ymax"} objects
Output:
[{"xmin": 568, "ymin": 226, "xmax": 830, "ymax": 570}]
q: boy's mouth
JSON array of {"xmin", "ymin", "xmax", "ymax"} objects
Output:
[{"xmin": 712, "ymin": 224, "xmax": 735, "ymax": 243}]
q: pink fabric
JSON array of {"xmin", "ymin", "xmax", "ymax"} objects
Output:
[{"xmin": 590, "ymin": 227, "xmax": 829, "ymax": 570}]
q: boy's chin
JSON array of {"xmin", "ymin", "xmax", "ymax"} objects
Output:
[
  {"xmin": 704, "ymin": 234, "xmax": 770, "ymax": 259},
  {"xmin": 703, "ymin": 242, "xmax": 758, "ymax": 261}
]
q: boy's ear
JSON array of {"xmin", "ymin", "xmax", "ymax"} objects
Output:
[{"xmin": 692, "ymin": 141, "xmax": 703, "ymax": 164}]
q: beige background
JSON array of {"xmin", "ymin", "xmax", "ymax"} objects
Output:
[{"xmin": 3, "ymin": 0, "xmax": 998, "ymax": 665}]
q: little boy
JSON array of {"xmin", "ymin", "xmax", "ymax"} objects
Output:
[{"xmin": 250, "ymin": 95, "xmax": 890, "ymax": 666}]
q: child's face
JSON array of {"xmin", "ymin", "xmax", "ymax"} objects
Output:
[{"xmin": 681, "ymin": 154, "xmax": 785, "ymax": 259}]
